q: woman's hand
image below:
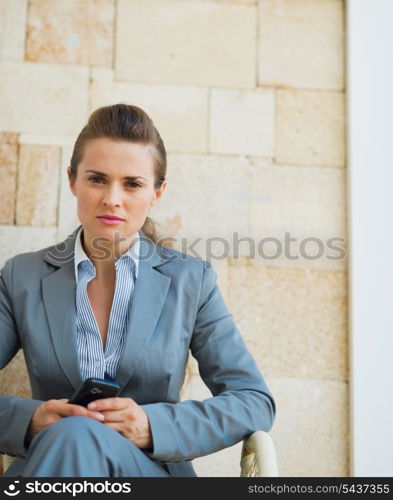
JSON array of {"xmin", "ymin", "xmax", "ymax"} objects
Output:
[
  {"xmin": 25, "ymin": 398, "xmax": 105, "ymax": 446},
  {"xmin": 87, "ymin": 397, "xmax": 153, "ymax": 450}
]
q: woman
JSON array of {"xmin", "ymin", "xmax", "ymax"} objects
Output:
[{"xmin": 0, "ymin": 103, "xmax": 275, "ymax": 477}]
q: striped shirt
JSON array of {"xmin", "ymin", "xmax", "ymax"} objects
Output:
[{"xmin": 74, "ymin": 227, "xmax": 140, "ymax": 381}]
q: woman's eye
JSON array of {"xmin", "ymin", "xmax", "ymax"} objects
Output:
[
  {"xmin": 87, "ymin": 176, "xmax": 141, "ymax": 188},
  {"xmin": 88, "ymin": 176, "xmax": 104, "ymax": 184}
]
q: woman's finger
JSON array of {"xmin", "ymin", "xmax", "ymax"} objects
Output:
[
  {"xmin": 56, "ymin": 402, "xmax": 104, "ymax": 421},
  {"xmin": 87, "ymin": 397, "xmax": 132, "ymax": 412},
  {"xmin": 98, "ymin": 410, "xmax": 122, "ymax": 422}
]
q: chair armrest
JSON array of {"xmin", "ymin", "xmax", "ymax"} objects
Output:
[
  {"xmin": 1, "ymin": 454, "xmax": 16, "ymax": 475},
  {"xmin": 240, "ymin": 431, "xmax": 279, "ymax": 477}
]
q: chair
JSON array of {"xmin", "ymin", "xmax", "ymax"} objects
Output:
[
  {"xmin": 1, "ymin": 430, "xmax": 278, "ymax": 476},
  {"xmin": 240, "ymin": 431, "xmax": 279, "ymax": 477},
  {"xmin": 2, "ymin": 454, "xmax": 15, "ymax": 475}
]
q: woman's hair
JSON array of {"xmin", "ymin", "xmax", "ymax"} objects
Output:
[{"xmin": 69, "ymin": 103, "xmax": 166, "ymax": 244}]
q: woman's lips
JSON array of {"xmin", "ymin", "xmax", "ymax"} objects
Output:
[{"xmin": 97, "ymin": 216, "xmax": 124, "ymax": 226}]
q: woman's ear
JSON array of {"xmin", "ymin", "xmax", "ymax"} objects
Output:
[
  {"xmin": 67, "ymin": 167, "xmax": 77, "ymax": 196},
  {"xmin": 151, "ymin": 181, "xmax": 168, "ymax": 207}
]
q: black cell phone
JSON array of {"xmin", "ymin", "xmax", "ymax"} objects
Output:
[{"xmin": 68, "ymin": 377, "xmax": 121, "ymax": 407}]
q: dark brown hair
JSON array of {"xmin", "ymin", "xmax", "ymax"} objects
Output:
[{"xmin": 69, "ymin": 103, "xmax": 166, "ymax": 244}]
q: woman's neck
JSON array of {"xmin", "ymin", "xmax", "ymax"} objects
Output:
[{"xmin": 81, "ymin": 228, "xmax": 137, "ymax": 278}]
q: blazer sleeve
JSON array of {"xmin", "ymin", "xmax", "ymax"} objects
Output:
[
  {"xmin": 0, "ymin": 258, "xmax": 44, "ymax": 458},
  {"xmin": 141, "ymin": 260, "xmax": 276, "ymax": 462}
]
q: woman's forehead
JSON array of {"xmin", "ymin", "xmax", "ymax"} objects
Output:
[{"xmin": 80, "ymin": 138, "xmax": 155, "ymax": 176}]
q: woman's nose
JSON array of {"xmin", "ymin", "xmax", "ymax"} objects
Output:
[{"xmin": 102, "ymin": 184, "xmax": 122, "ymax": 207}]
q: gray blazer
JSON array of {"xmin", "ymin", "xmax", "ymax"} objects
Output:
[{"xmin": 0, "ymin": 226, "xmax": 275, "ymax": 477}]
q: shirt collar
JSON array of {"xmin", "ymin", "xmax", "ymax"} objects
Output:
[{"xmin": 74, "ymin": 226, "xmax": 140, "ymax": 281}]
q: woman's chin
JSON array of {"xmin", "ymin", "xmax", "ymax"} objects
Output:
[
  {"xmin": 82, "ymin": 224, "xmax": 117, "ymax": 241},
  {"xmin": 83, "ymin": 222, "xmax": 137, "ymax": 242}
]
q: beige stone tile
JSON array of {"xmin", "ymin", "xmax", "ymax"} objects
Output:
[
  {"xmin": 149, "ymin": 153, "xmax": 252, "ymax": 256},
  {"xmin": 160, "ymin": 0, "xmax": 256, "ymax": 4},
  {"xmin": 276, "ymin": 89, "xmax": 346, "ymax": 167},
  {"xmin": 0, "ymin": 0, "xmax": 27, "ymax": 61},
  {"xmin": 0, "ymin": 61, "xmax": 89, "ymax": 135},
  {"xmin": 0, "ymin": 225, "xmax": 57, "ymax": 266},
  {"xmin": 26, "ymin": 0, "xmax": 114, "ymax": 66},
  {"xmin": 227, "ymin": 264, "xmax": 348, "ymax": 381},
  {"xmin": 259, "ymin": 0, "xmax": 344, "ymax": 90},
  {"xmin": 154, "ymin": 155, "xmax": 347, "ymax": 272},
  {"xmin": 249, "ymin": 162, "xmax": 347, "ymax": 271},
  {"xmin": 19, "ymin": 134, "xmax": 76, "ymax": 147},
  {"xmin": 16, "ymin": 145, "xmax": 60, "ymax": 227},
  {"xmin": 0, "ymin": 350, "xmax": 31, "ymax": 399},
  {"xmin": 0, "ymin": 133, "xmax": 18, "ymax": 224},
  {"xmin": 115, "ymin": 0, "xmax": 256, "ymax": 88},
  {"xmin": 57, "ymin": 146, "xmax": 80, "ymax": 242},
  {"xmin": 90, "ymin": 67, "xmax": 113, "ymax": 83},
  {"xmin": 90, "ymin": 72, "xmax": 208, "ymax": 153},
  {"xmin": 193, "ymin": 440, "xmax": 243, "ymax": 477},
  {"xmin": 268, "ymin": 377, "xmax": 349, "ymax": 476},
  {"xmin": 210, "ymin": 88, "xmax": 274, "ymax": 156},
  {"xmin": 181, "ymin": 373, "xmax": 210, "ymax": 401}
]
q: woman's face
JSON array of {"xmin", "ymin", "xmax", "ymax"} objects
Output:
[{"xmin": 68, "ymin": 137, "xmax": 167, "ymax": 252}]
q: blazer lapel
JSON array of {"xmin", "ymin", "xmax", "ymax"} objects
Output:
[
  {"xmin": 42, "ymin": 226, "xmax": 82, "ymax": 391},
  {"xmin": 115, "ymin": 260, "xmax": 171, "ymax": 390},
  {"xmin": 116, "ymin": 233, "xmax": 175, "ymax": 390}
]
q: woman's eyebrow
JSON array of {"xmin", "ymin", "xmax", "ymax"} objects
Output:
[{"xmin": 84, "ymin": 169, "xmax": 148, "ymax": 181}]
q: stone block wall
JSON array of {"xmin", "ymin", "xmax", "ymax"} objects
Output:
[{"xmin": 0, "ymin": 0, "xmax": 347, "ymax": 476}]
